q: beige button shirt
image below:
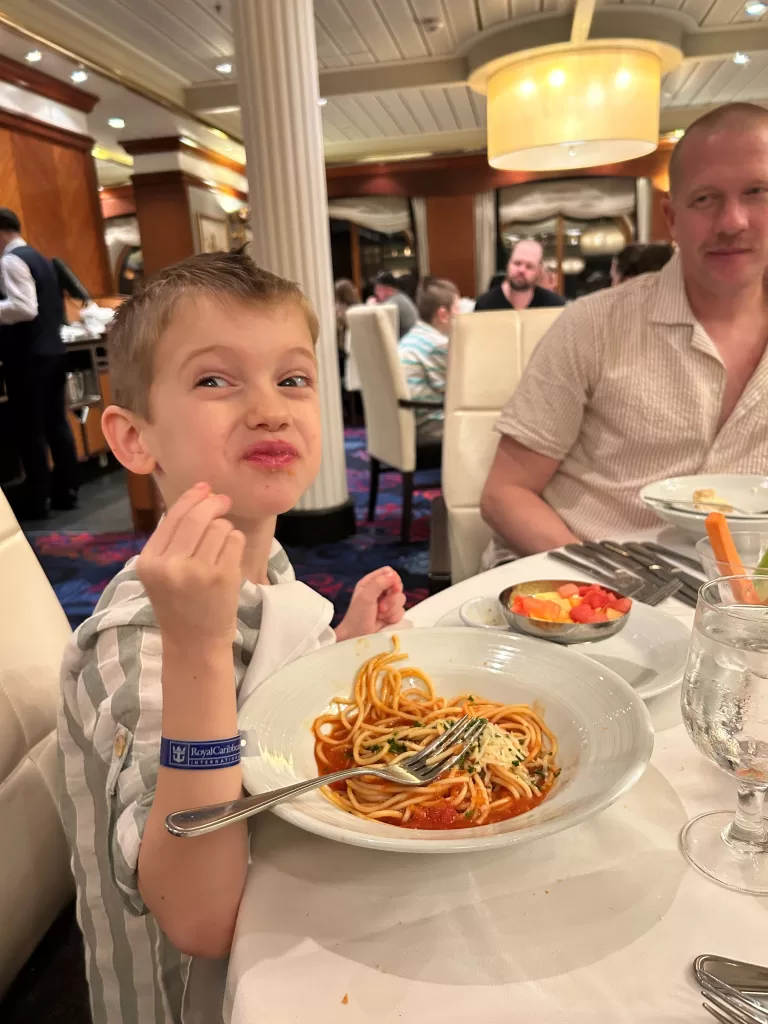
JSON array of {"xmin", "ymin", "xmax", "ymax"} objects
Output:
[{"xmin": 486, "ymin": 253, "xmax": 768, "ymax": 566}]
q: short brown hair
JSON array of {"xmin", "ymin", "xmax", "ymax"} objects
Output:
[
  {"xmin": 668, "ymin": 102, "xmax": 768, "ymax": 196},
  {"xmin": 108, "ymin": 250, "xmax": 319, "ymax": 417},
  {"xmin": 417, "ymin": 278, "xmax": 459, "ymax": 324}
]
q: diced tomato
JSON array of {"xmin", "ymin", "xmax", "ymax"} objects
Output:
[
  {"xmin": 558, "ymin": 583, "xmax": 580, "ymax": 599},
  {"xmin": 569, "ymin": 603, "xmax": 596, "ymax": 624}
]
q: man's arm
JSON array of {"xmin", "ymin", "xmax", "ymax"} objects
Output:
[
  {"xmin": 0, "ymin": 254, "xmax": 38, "ymax": 324},
  {"xmin": 479, "ymin": 294, "xmax": 604, "ymax": 554},
  {"xmin": 481, "ymin": 436, "xmax": 579, "ymax": 555}
]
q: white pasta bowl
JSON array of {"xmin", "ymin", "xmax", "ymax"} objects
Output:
[
  {"xmin": 641, "ymin": 474, "xmax": 768, "ymax": 539},
  {"xmin": 239, "ymin": 628, "xmax": 654, "ymax": 853}
]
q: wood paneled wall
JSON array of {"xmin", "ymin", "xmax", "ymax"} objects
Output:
[
  {"xmin": 425, "ymin": 195, "xmax": 476, "ymax": 298},
  {"xmin": 0, "ymin": 110, "xmax": 111, "ymax": 296}
]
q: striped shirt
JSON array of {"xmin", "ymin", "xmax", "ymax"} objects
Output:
[
  {"xmin": 58, "ymin": 542, "xmax": 327, "ymax": 1024},
  {"xmin": 486, "ymin": 253, "xmax": 768, "ymax": 565},
  {"xmin": 399, "ymin": 320, "xmax": 448, "ymax": 441}
]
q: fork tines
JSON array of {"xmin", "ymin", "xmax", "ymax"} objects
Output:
[{"xmin": 405, "ymin": 715, "xmax": 481, "ymax": 771}]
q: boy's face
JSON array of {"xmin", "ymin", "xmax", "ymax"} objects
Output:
[{"xmin": 138, "ymin": 295, "xmax": 321, "ymax": 519}]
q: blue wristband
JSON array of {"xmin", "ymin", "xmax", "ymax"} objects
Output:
[{"xmin": 160, "ymin": 735, "xmax": 243, "ymax": 770}]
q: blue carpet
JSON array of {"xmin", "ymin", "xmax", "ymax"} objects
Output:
[{"xmin": 28, "ymin": 429, "xmax": 440, "ymax": 629}]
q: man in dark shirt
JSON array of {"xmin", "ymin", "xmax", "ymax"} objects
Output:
[
  {"xmin": 0, "ymin": 208, "xmax": 79, "ymax": 519},
  {"xmin": 475, "ymin": 240, "xmax": 565, "ymax": 311},
  {"xmin": 372, "ymin": 270, "xmax": 419, "ymax": 337}
]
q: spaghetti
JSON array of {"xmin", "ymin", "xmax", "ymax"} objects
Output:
[{"xmin": 312, "ymin": 636, "xmax": 559, "ymax": 830}]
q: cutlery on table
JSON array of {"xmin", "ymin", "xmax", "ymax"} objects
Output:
[
  {"xmin": 547, "ymin": 549, "xmax": 646, "ymax": 596},
  {"xmin": 622, "ymin": 542, "xmax": 706, "ymax": 594},
  {"xmin": 596, "ymin": 541, "xmax": 699, "ymax": 608},
  {"xmin": 642, "ymin": 541, "xmax": 706, "ymax": 574},
  {"xmin": 546, "ymin": 550, "xmax": 680, "ymax": 606},
  {"xmin": 576, "ymin": 540, "xmax": 686, "ymax": 604},
  {"xmin": 165, "ymin": 715, "xmax": 487, "ymax": 838},
  {"xmin": 694, "ymin": 955, "xmax": 768, "ymax": 1024}
]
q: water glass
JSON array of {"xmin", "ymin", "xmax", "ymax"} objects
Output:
[{"xmin": 680, "ymin": 575, "xmax": 768, "ymax": 894}]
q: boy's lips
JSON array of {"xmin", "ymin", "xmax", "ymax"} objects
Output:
[{"xmin": 243, "ymin": 441, "xmax": 299, "ymax": 468}]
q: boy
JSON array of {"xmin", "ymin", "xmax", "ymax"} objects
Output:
[
  {"xmin": 398, "ymin": 277, "xmax": 460, "ymax": 443},
  {"xmin": 58, "ymin": 252, "xmax": 406, "ymax": 1024}
]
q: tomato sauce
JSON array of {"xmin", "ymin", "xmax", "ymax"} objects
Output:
[{"xmin": 316, "ymin": 739, "xmax": 552, "ymax": 829}]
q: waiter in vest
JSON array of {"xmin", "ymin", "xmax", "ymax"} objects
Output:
[{"xmin": 0, "ymin": 208, "xmax": 78, "ymax": 519}]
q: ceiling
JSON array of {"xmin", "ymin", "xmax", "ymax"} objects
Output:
[{"xmin": 4, "ymin": 0, "xmax": 768, "ymax": 165}]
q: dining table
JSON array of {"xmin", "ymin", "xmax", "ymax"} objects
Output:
[{"xmin": 224, "ymin": 529, "xmax": 768, "ymax": 1024}]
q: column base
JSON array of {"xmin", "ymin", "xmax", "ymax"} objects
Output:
[{"xmin": 276, "ymin": 498, "xmax": 356, "ymax": 546}]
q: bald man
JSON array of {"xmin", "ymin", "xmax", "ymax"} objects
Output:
[
  {"xmin": 474, "ymin": 239, "xmax": 565, "ymax": 311},
  {"xmin": 480, "ymin": 102, "xmax": 768, "ymax": 564}
]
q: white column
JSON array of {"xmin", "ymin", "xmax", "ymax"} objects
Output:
[
  {"xmin": 231, "ymin": 0, "xmax": 350, "ymax": 525},
  {"xmin": 411, "ymin": 197, "xmax": 430, "ymax": 279},
  {"xmin": 636, "ymin": 177, "xmax": 652, "ymax": 243}
]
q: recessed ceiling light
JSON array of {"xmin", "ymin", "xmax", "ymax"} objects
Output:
[
  {"xmin": 216, "ymin": 61, "xmax": 233, "ymax": 74},
  {"xmin": 71, "ymin": 67, "xmax": 88, "ymax": 84},
  {"xmin": 745, "ymin": 1, "xmax": 767, "ymax": 15},
  {"xmin": 318, "ymin": 97, "xmax": 328, "ymax": 106},
  {"xmin": 417, "ymin": 16, "xmax": 444, "ymax": 33},
  {"xmin": 25, "ymin": 50, "xmax": 42, "ymax": 63},
  {"xmin": 108, "ymin": 117, "xmax": 125, "ymax": 129},
  {"xmin": 734, "ymin": 51, "xmax": 751, "ymax": 64}
]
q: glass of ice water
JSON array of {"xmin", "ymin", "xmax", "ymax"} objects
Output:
[{"xmin": 681, "ymin": 575, "xmax": 768, "ymax": 894}]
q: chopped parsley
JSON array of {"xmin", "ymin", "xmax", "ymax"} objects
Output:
[
  {"xmin": 387, "ymin": 738, "xmax": 407, "ymax": 755},
  {"xmin": 464, "ymin": 809, "xmax": 474, "ymax": 819}
]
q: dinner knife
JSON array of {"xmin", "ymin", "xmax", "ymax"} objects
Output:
[
  {"xmin": 624, "ymin": 542, "xmax": 706, "ymax": 593},
  {"xmin": 598, "ymin": 541, "xmax": 699, "ymax": 608},
  {"xmin": 641, "ymin": 541, "xmax": 705, "ymax": 574}
]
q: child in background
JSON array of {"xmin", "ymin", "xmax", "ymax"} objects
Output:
[{"xmin": 58, "ymin": 252, "xmax": 405, "ymax": 1024}]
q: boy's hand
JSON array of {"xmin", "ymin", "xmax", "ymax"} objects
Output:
[
  {"xmin": 335, "ymin": 567, "xmax": 406, "ymax": 642},
  {"xmin": 137, "ymin": 482, "xmax": 245, "ymax": 651}
]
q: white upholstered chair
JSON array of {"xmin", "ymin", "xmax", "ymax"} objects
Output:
[
  {"xmin": 0, "ymin": 489, "xmax": 74, "ymax": 996},
  {"xmin": 441, "ymin": 306, "xmax": 564, "ymax": 583},
  {"xmin": 348, "ymin": 304, "xmax": 442, "ymax": 543}
]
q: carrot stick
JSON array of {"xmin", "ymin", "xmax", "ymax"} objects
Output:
[{"xmin": 705, "ymin": 512, "xmax": 762, "ymax": 604}]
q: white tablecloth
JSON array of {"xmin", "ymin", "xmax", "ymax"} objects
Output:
[{"xmin": 226, "ymin": 539, "xmax": 768, "ymax": 1024}]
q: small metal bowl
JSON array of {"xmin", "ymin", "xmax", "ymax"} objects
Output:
[{"xmin": 498, "ymin": 579, "xmax": 632, "ymax": 645}]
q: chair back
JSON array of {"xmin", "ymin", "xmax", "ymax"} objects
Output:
[
  {"xmin": 443, "ymin": 306, "xmax": 563, "ymax": 582},
  {"xmin": 348, "ymin": 304, "xmax": 416, "ymax": 472},
  {"xmin": 0, "ymin": 491, "xmax": 74, "ymax": 995}
]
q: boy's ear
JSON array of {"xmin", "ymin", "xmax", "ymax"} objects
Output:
[{"xmin": 100, "ymin": 405, "xmax": 158, "ymax": 476}]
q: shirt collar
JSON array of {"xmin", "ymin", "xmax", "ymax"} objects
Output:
[
  {"xmin": 4, "ymin": 236, "xmax": 26, "ymax": 254},
  {"xmin": 648, "ymin": 252, "xmax": 697, "ymax": 326},
  {"xmin": 414, "ymin": 319, "xmax": 447, "ymax": 339}
]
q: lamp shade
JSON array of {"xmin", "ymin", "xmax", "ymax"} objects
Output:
[{"xmin": 487, "ymin": 47, "xmax": 662, "ymax": 171}]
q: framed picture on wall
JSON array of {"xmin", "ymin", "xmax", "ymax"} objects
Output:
[{"xmin": 197, "ymin": 214, "xmax": 229, "ymax": 253}]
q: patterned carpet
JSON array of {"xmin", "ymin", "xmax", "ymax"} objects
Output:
[{"xmin": 28, "ymin": 429, "xmax": 440, "ymax": 630}]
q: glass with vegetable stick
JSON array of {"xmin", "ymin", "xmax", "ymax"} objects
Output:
[{"xmin": 680, "ymin": 575, "xmax": 768, "ymax": 893}]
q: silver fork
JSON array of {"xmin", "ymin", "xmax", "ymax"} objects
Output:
[
  {"xmin": 165, "ymin": 714, "xmax": 487, "ymax": 838},
  {"xmin": 701, "ymin": 974, "xmax": 768, "ymax": 1023},
  {"xmin": 640, "ymin": 577, "xmax": 682, "ymax": 607}
]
